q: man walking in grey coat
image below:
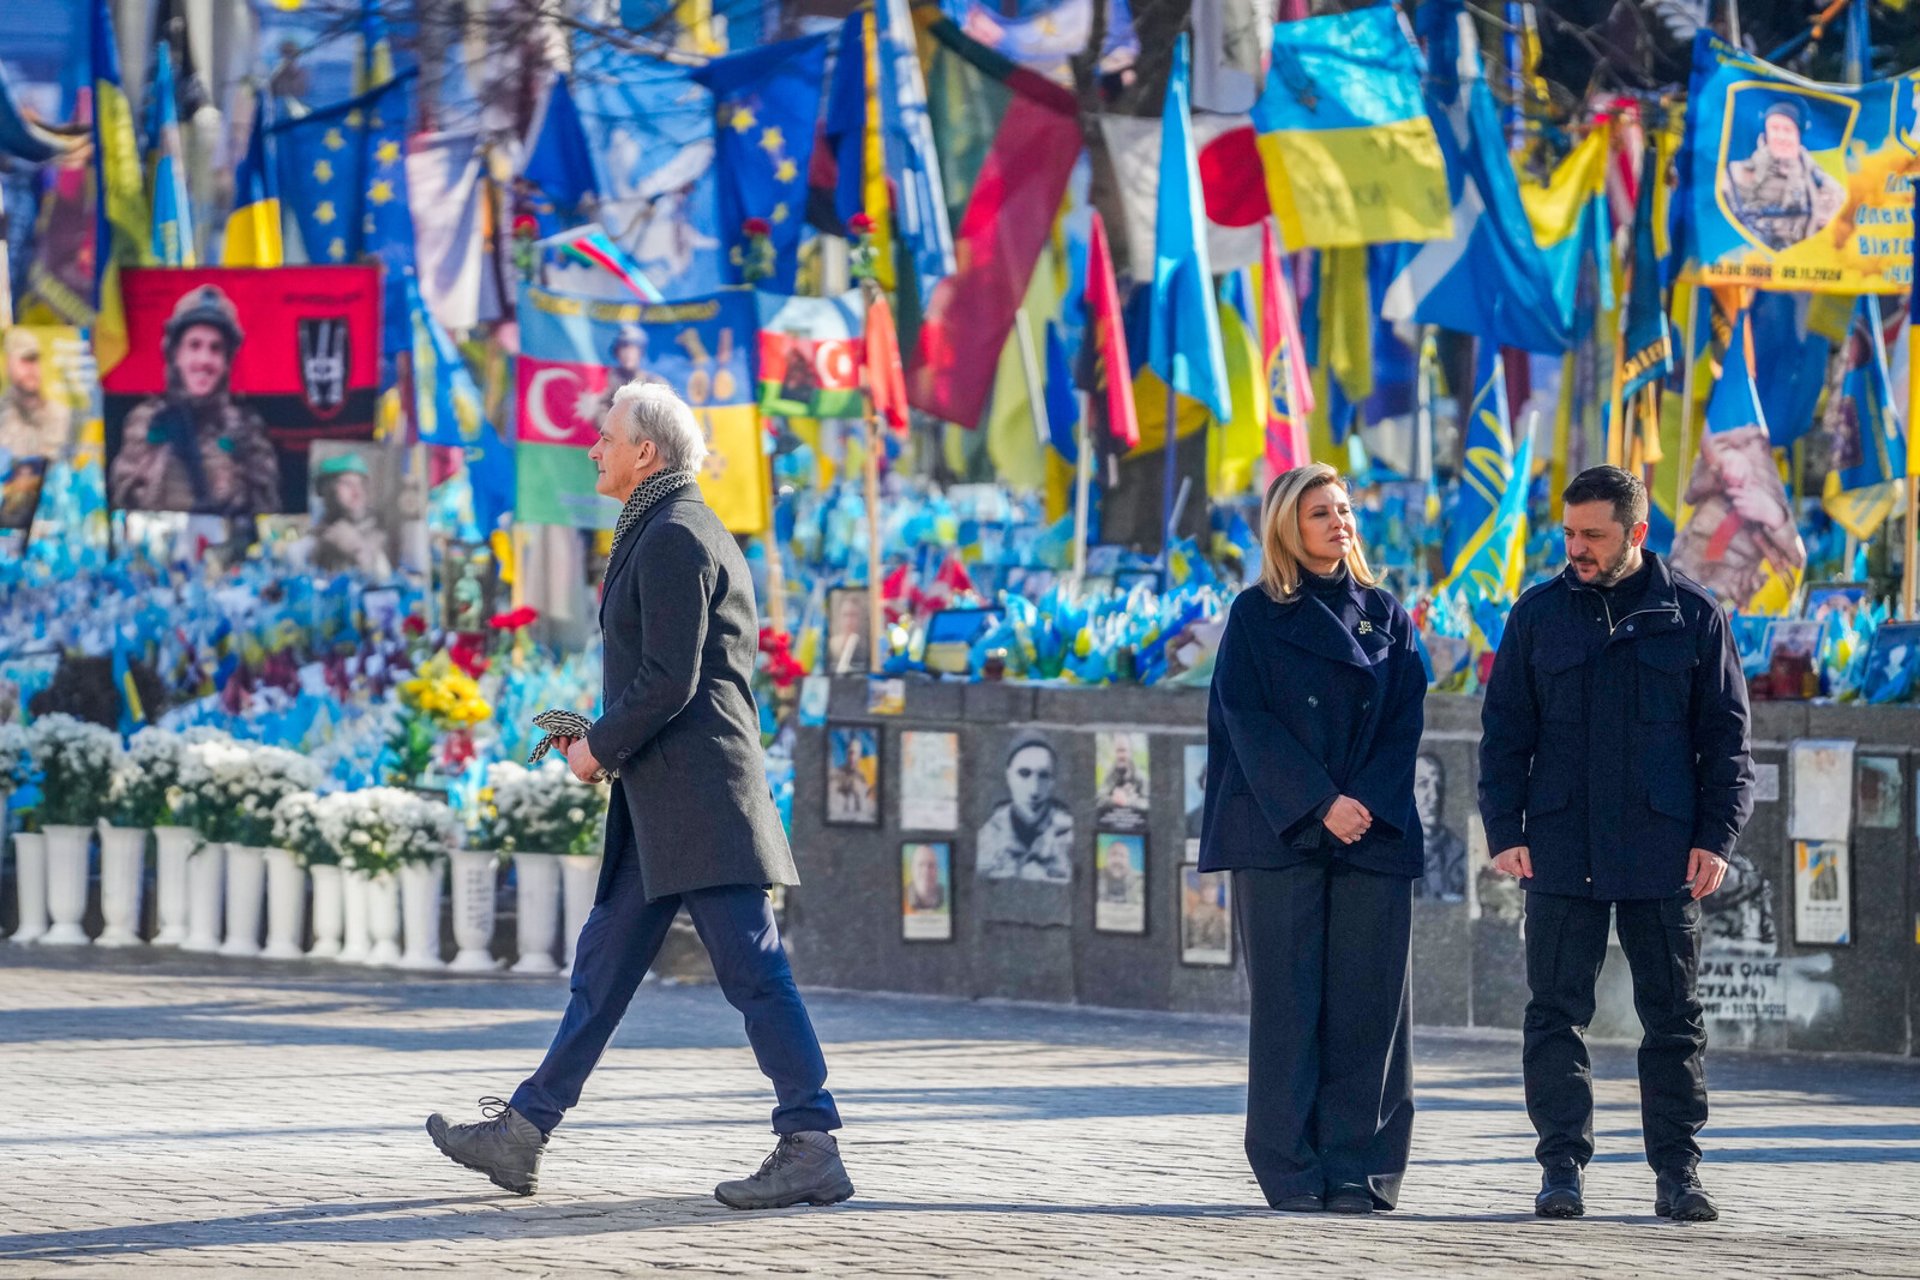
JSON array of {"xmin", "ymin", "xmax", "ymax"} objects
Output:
[{"xmin": 427, "ymin": 378, "xmax": 851, "ymax": 1209}]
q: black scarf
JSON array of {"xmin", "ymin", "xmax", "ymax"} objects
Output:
[{"xmin": 608, "ymin": 468, "xmax": 699, "ymax": 563}]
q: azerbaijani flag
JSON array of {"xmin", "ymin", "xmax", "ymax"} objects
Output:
[
  {"xmin": 223, "ymin": 91, "xmax": 282, "ymax": 267},
  {"xmin": 756, "ymin": 289, "xmax": 865, "ymax": 419},
  {"xmin": 1252, "ymin": 4, "xmax": 1451, "ymax": 250},
  {"xmin": 90, "ymin": 0, "xmax": 153, "ymax": 374}
]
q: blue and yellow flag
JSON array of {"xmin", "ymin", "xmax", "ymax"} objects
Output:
[
  {"xmin": 1822, "ymin": 298, "xmax": 1905, "ymax": 540},
  {"xmin": 223, "ymin": 92, "xmax": 283, "ymax": 266},
  {"xmin": 1447, "ymin": 386, "xmax": 1534, "ymax": 653},
  {"xmin": 408, "ymin": 277, "xmax": 513, "ymax": 536},
  {"xmin": 690, "ymin": 34, "xmax": 829, "ymax": 292},
  {"xmin": 90, "ymin": 0, "xmax": 153, "ymax": 374},
  {"xmin": 1253, "ymin": 4, "xmax": 1451, "ymax": 249},
  {"xmin": 144, "ymin": 45, "xmax": 195, "ymax": 267},
  {"xmin": 1148, "ymin": 34, "xmax": 1229, "ymax": 422},
  {"xmin": 1443, "ymin": 344, "xmax": 1518, "ymax": 581},
  {"xmin": 1619, "ymin": 145, "xmax": 1672, "ymax": 405},
  {"xmin": 272, "ymin": 72, "xmax": 420, "ymax": 356}
]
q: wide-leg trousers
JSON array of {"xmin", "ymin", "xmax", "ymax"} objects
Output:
[
  {"xmin": 1234, "ymin": 860, "xmax": 1415, "ymax": 1208},
  {"xmin": 510, "ymin": 843, "xmax": 841, "ymax": 1136}
]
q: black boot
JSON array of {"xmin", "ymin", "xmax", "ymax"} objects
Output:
[
  {"xmin": 1655, "ymin": 1168, "xmax": 1718, "ymax": 1222},
  {"xmin": 426, "ymin": 1096, "xmax": 547, "ymax": 1196},
  {"xmin": 1535, "ymin": 1164, "xmax": 1584, "ymax": 1218}
]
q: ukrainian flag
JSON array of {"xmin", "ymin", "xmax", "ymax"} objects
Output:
[
  {"xmin": 223, "ymin": 92, "xmax": 283, "ymax": 267},
  {"xmin": 90, "ymin": 0, "xmax": 153, "ymax": 374},
  {"xmin": 1253, "ymin": 4, "xmax": 1451, "ymax": 250},
  {"xmin": 145, "ymin": 45, "xmax": 195, "ymax": 266}
]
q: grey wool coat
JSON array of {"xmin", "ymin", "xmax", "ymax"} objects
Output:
[{"xmin": 584, "ymin": 481, "xmax": 798, "ymax": 903}]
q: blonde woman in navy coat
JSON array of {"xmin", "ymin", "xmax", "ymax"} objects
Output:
[{"xmin": 1199, "ymin": 463, "xmax": 1426, "ymax": 1215}]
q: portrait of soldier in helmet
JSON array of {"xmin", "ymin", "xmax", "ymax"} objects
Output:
[
  {"xmin": 107, "ymin": 284, "xmax": 281, "ymax": 515},
  {"xmin": 0, "ymin": 330, "xmax": 74, "ymax": 465},
  {"xmin": 309, "ymin": 448, "xmax": 394, "ymax": 580},
  {"xmin": 1718, "ymin": 98, "xmax": 1844, "ymax": 252}
]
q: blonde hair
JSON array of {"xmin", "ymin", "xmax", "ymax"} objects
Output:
[{"xmin": 1257, "ymin": 464, "xmax": 1378, "ymax": 603}]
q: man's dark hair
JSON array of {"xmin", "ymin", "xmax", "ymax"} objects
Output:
[{"xmin": 1562, "ymin": 466, "xmax": 1648, "ymax": 531}]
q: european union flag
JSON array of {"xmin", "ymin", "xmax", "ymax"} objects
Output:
[
  {"xmin": 272, "ymin": 71, "xmax": 420, "ymax": 356},
  {"xmin": 691, "ymin": 34, "xmax": 829, "ymax": 292}
]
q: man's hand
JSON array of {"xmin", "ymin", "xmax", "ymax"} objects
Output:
[
  {"xmin": 1686, "ymin": 847, "xmax": 1729, "ymax": 900},
  {"xmin": 1491, "ymin": 845, "xmax": 1533, "ymax": 879},
  {"xmin": 1324, "ymin": 796, "xmax": 1373, "ymax": 845},
  {"xmin": 565, "ymin": 737, "xmax": 603, "ymax": 784}
]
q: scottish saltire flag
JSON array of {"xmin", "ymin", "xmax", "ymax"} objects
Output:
[
  {"xmin": 224, "ymin": 94, "xmax": 283, "ymax": 266},
  {"xmin": 1443, "ymin": 344, "xmax": 1517, "ymax": 580},
  {"xmin": 1382, "ymin": 0, "xmax": 1593, "ymax": 353},
  {"xmin": 520, "ymin": 74, "xmax": 599, "ymax": 235},
  {"xmin": 90, "ymin": 0, "xmax": 152, "ymax": 374},
  {"xmin": 691, "ymin": 34, "xmax": 829, "ymax": 292},
  {"xmin": 273, "ymin": 72, "xmax": 420, "ymax": 356},
  {"xmin": 145, "ymin": 45, "xmax": 195, "ymax": 267},
  {"xmin": 1252, "ymin": 5, "xmax": 1450, "ymax": 250},
  {"xmin": 1148, "ymin": 34, "xmax": 1230, "ymax": 421}
]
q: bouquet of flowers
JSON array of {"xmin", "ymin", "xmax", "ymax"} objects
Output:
[
  {"xmin": 25, "ymin": 714, "xmax": 124, "ymax": 827},
  {"xmin": 390, "ymin": 651, "xmax": 494, "ymax": 783},
  {"xmin": 474, "ymin": 761, "xmax": 606, "ymax": 858},
  {"xmin": 179, "ymin": 739, "xmax": 323, "ymax": 847},
  {"xmin": 0, "ymin": 723, "xmax": 32, "ymax": 796},
  {"xmin": 106, "ymin": 728, "xmax": 195, "ymax": 829},
  {"xmin": 271, "ymin": 791, "xmax": 336, "ymax": 867},
  {"xmin": 317, "ymin": 787, "xmax": 461, "ymax": 874}
]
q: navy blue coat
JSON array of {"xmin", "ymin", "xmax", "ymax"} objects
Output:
[
  {"xmin": 1476, "ymin": 553, "xmax": 1754, "ymax": 901},
  {"xmin": 1198, "ymin": 575, "xmax": 1427, "ymax": 879}
]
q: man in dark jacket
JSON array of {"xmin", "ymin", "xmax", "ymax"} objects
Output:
[
  {"xmin": 1479, "ymin": 466, "xmax": 1753, "ymax": 1225},
  {"xmin": 427, "ymin": 378, "xmax": 850, "ymax": 1210}
]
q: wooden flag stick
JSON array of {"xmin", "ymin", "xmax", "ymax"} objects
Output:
[
  {"xmin": 1072, "ymin": 391, "xmax": 1093, "ymax": 590},
  {"xmin": 1674, "ymin": 286, "xmax": 1702, "ymax": 522}
]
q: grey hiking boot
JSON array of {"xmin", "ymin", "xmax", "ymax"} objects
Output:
[
  {"xmin": 426, "ymin": 1096, "xmax": 547, "ymax": 1196},
  {"xmin": 714, "ymin": 1131, "xmax": 855, "ymax": 1210}
]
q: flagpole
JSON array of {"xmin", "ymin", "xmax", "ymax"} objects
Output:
[
  {"xmin": 1674, "ymin": 286, "xmax": 1701, "ymax": 522},
  {"xmin": 862, "ymin": 283, "xmax": 885, "ymax": 672},
  {"xmin": 1162, "ymin": 379, "xmax": 1179, "ymax": 580},
  {"xmin": 1072, "ymin": 391, "xmax": 1093, "ymax": 590},
  {"xmin": 1014, "ymin": 308, "xmax": 1050, "ymax": 451}
]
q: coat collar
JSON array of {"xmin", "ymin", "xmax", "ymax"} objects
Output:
[
  {"xmin": 1561, "ymin": 550, "xmax": 1686, "ymax": 637},
  {"xmin": 1268, "ymin": 575, "xmax": 1392, "ymax": 669},
  {"xmin": 602, "ymin": 480, "xmax": 701, "ymax": 591}
]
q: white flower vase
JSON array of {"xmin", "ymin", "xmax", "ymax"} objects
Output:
[
  {"xmin": 337, "ymin": 868, "xmax": 372, "ymax": 963},
  {"xmin": 182, "ymin": 842, "xmax": 225, "ymax": 953},
  {"xmin": 262, "ymin": 849, "xmax": 307, "ymax": 960},
  {"xmin": 511, "ymin": 852, "xmax": 562, "ymax": 975},
  {"xmin": 364, "ymin": 870, "xmax": 402, "ymax": 966},
  {"xmin": 40, "ymin": 825, "xmax": 94, "ymax": 946},
  {"xmin": 220, "ymin": 845, "xmax": 267, "ymax": 958},
  {"xmin": 448, "ymin": 850, "xmax": 500, "ymax": 972},
  {"xmin": 307, "ymin": 864, "xmax": 344, "ymax": 958},
  {"xmin": 560, "ymin": 854, "xmax": 601, "ymax": 976},
  {"xmin": 96, "ymin": 825, "xmax": 148, "ymax": 948},
  {"xmin": 398, "ymin": 858, "xmax": 446, "ymax": 970},
  {"xmin": 151, "ymin": 827, "xmax": 198, "ymax": 946},
  {"xmin": 10, "ymin": 831, "xmax": 48, "ymax": 944}
]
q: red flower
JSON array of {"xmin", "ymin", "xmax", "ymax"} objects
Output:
[
  {"xmin": 847, "ymin": 211, "xmax": 875, "ymax": 235},
  {"xmin": 488, "ymin": 605, "xmax": 541, "ymax": 631},
  {"xmin": 742, "ymin": 216, "xmax": 772, "ymax": 238},
  {"xmin": 402, "ymin": 615, "xmax": 427, "ymax": 637},
  {"xmin": 512, "ymin": 213, "xmax": 539, "ymax": 238},
  {"xmin": 447, "ymin": 636, "xmax": 491, "ymax": 679}
]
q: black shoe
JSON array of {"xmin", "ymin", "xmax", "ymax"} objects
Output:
[
  {"xmin": 1535, "ymin": 1165, "xmax": 1584, "ymax": 1219},
  {"xmin": 714, "ymin": 1132, "xmax": 855, "ymax": 1210},
  {"xmin": 1325, "ymin": 1184, "xmax": 1374, "ymax": 1215},
  {"xmin": 426, "ymin": 1096, "xmax": 547, "ymax": 1196},
  {"xmin": 1270, "ymin": 1193, "xmax": 1323, "ymax": 1212},
  {"xmin": 1655, "ymin": 1168, "xmax": 1718, "ymax": 1222}
]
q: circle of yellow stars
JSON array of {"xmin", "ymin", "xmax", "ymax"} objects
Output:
[{"xmin": 307, "ymin": 109, "xmax": 403, "ymax": 262}]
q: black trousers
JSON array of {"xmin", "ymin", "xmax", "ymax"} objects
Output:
[
  {"xmin": 1234, "ymin": 862, "xmax": 1414, "ymax": 1208},
  {"xmin": 1522, "ymin": 891, "xmax": 1708, "ymax": 1174}
]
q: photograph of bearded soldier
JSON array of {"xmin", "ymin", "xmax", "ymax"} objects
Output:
[
  {"xmin": 0, "ymin": 330, "xmax": 73, "ymax": 463},
  {"xmin": 108, "ymin": 284, "xmax": 281, "ymax": 515},
  {"xmin": 1718, "ymin": 99, "xmax": 1843, "ymax": 252}
]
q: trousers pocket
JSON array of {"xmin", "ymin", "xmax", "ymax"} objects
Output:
[{"xmin": 1658, "ymin": 894, "xmax": 1703, "ymax": 1005}]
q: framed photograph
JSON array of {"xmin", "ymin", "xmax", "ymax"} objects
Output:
[
  {"xmin": 1800, "ymin": 581, "xmax": 1869, "ymax": 624},
  {"xmin": 1094, "ymin": 832, "xmax": 1148, "ymax": 934},
  {"xmin": 901, "ymin": 841, "xmax": 953, "ymax": 941},
  {"xmin": 797, "ymin": 674, "xmax": 830, "ymax": 727},
  {"xmin": 976, "ymin": 732, "xmax": 1073, "ymax": 884},
  {"xmin": 0, "ymin": 456, "xmax": 48, "ymax": 533},
  {"xmin": 922, "ymin": 606, "xmax": 1003, "ymax": 676},
  {"xmin": 1095, "ymin": 731, "xmax": 1151, "ymax": 833},
  {"xmin": 899, "ymin": 731, "xmax": 959, "ymax": 832},
  {"xmin": 1861, "ymin": 622, "xmax": 1920, "ymax": 703},
  {"xmin": 307, "ymin": 441, "xmax": 422, "ymax": 582},
  {"xmin": 1179, "ymin": 866, "xmax": 1233, "ymax": 966},
  {"xmin": 824, "ymin": 586, "xmax": 870, "ymax": 674},
  {"xmin": 824, "ymin": 724, "xmax": 881, "ymax": 826},
  {"xmin": 1793, "ymin": 839, "xmax": 1851, "ymax": 946},
  {"xmin": 441, "ymin": 540, "xmax": 499, "ymax": 632},
  {"xmin": 1755, "ymin": 618, "xmax": 1822, "ymax": 701},
  {"xmin": 1856, "ymin": 756, "xmax": 1903, "ymax": 831}
]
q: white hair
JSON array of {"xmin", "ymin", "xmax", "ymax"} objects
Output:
[{"xmin": 609, "ymin": 377, "xmax": 708, "ymax": 474}]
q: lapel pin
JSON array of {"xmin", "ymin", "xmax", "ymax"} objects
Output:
[{"xmin": 1357, "ymin": 620, "xmax": 1373, "ymax": 635}]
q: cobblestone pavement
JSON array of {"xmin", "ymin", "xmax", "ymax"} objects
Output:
[{"xmin": 2, "ymin": 949, "xmax": 1918, "ymax": 1278}]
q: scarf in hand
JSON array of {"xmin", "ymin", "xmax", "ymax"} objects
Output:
[{"xmin": 608, "ymin": 468, "xmax": 700, "ymax": 564}]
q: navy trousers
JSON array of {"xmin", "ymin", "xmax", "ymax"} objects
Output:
[
  {"xmin": 1234, "ymin": 861, "xmax": 1414, "ymax": 1208},
  {"xmin": 510, "ymin": 844, "xmax": 841, "ymax": 1136}
]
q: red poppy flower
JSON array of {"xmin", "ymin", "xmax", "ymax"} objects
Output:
[
  {"xmin": 512, "ymin": 213, "xmax": 539, "ymax": 238},
  {"xmin": 488, "ymin": 605, "xmax": 541, "ymax": 631},
  {"xmin": 847, "ymin": 211, "xmax": 875, "ymax": 235},
  {"xmin": 742, "ymin": 216, "xmax": 772, "ymax": 238},
  {"xmin": 402, "ymin": 615, "xmax": 427, "ymax": 636}
]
